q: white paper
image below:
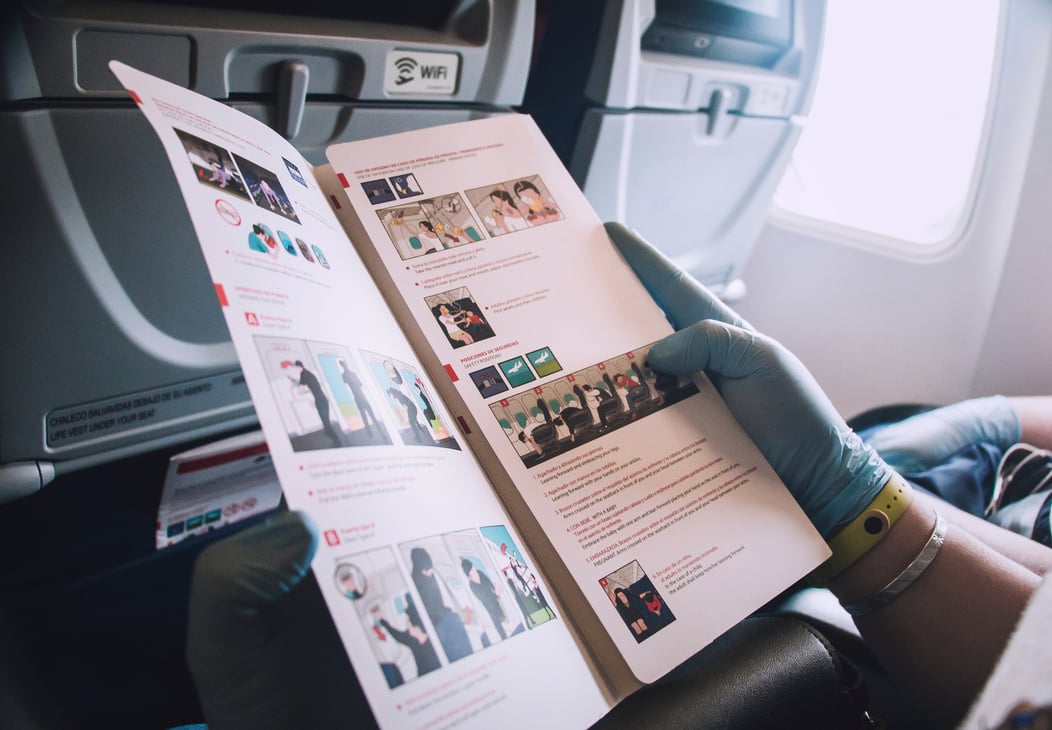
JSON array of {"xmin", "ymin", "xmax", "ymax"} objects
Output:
[
  {"xmin": 111, "ymin": 59, "xmax": 830, "ymax": 728},
  {"xmin": 325, "ymin": 115, "xmax": 831, "ymax": 682},
  {"xmin": 110, "ymin": 61, "xmax": 610, "ymax": 730},
  {"xmin": 156, "ymin": 430, "xmax": 281, "ymax": 548}
]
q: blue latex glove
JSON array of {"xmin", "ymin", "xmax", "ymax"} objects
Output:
[
  {"xmin": 861, "ymin": 396, "xmax": 1020, "ymax": 474},
  {"xmin": 187, "ymin": 510, "xmax": 369, "ymax": 729},
  {"xmin": 606, "ymin": 222, "xmax": 890, "ymax": 537}
]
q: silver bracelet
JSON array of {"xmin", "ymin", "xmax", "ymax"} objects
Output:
[{"xmin": 841, "ymin": 511, "xmax": 948, "ymax": 617}]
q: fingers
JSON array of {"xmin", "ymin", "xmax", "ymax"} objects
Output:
[
  {"xmin": 188, "ymin": 510, "xmax": 366, "ymax": 730},
  {"xmin": 190, "ymin": 510, "xmax": 319, "ymax": 615},
  {"xmin": 187, "ymin": 510, "xmax": 320, "ymax": 726},
  {"xmin": 604, "ymin": 221, "xmax": 751, "ymax": 330},
  {"xmin": 862, "ymin": 396, "xmax": 1023, "ymax": 474},
  {"xmin": 646, "ymin": 319, "xmax": 767, "ymax": 379}
]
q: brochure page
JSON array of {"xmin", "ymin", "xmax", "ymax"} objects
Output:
[
  {"xmin": 155, "ymin": 430, "xmax": 281, "ymax": 548},
  {"xmin": 109, "ymin": 61, "xmax": 611, "ymax": 730},
  {"xmin": 325, "ymin": 114, "xmax": 832, "ymax": 683}
]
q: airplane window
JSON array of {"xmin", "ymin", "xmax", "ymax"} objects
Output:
[{"xmin": 771, "ymin": 0, "xmax": 1002, "ymax": 253}]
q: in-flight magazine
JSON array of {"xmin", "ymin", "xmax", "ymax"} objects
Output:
[{"xmin": 111, "ymin": 60, "xmax": 829, "ymax": 730}]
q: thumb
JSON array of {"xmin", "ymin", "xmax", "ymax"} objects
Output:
[
  {"xmin": 187, "ymin": 510, "xmax": 319, "ymax": 728},
  {"xmin": 189, "ymin": 510, "xmax": 318, "ymax": 620},
  {"xmin": 605, "ymin": 221, "xmax": 752, "ymax": 331}
]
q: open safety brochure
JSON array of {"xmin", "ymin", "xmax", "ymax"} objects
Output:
[{"xmin": 111, "ymin": 61, "xmax": 830, "ymax": 729}]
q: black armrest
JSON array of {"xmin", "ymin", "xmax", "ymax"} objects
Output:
[
  {"xmin": 593, "ymin": 614, "xmax": 869, "ymax": 730},
  {"xmin": 187, "ymin": 571, "xmax": 870, "ymax": 730}
]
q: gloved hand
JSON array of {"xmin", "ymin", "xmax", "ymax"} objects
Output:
[
  {"xmin": 606, "ymin": 222, "xmax": 890, "ymax": 537},
  {"xmin": 186, "ymin": 510, "xmax": 369, "ymax": 730},
  {"xmin": 861, "ymin": 396, "xmax": 1020, "ymax": 474}
]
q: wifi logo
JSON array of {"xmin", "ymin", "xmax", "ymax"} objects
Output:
[
  {"xmin": 385, "ymin": 50, "xmax": 458, "ymax": 95},
  {"xmin": 394, "ymin": 57, "xmax": 417, "ymax": 85}
]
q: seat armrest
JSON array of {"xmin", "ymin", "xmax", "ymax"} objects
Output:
[{"xmin": 593, "ymin": 614, "xmax": 869, "ymax": 730}]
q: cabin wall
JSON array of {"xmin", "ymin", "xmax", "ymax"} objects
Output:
[
  {"xmin": 733, "ymin": 0, "xmax": 1052, "ymax": 419},
  {"xmin": 972, "ymin": 48, "xmax": 1052, "ymax": 398}
]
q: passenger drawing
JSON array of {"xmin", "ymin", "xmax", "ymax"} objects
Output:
[
  {"xmin": 513, "ymin": 178, "xmax": 560, "ymax": 224},
  {"xmin": 487, "ymin": 187, "xmax": 529, "ymax": 234},
  {"xmin": 409, "ymin": 547, "xmax": 473, "ymax": 663}
]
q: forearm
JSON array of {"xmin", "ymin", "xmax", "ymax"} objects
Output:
[
  {"xmin": 1008, "ymin": 396, "xmax": 1052, "ymax": 450},
  {"xmin": 378, "ymin": 619, "xmax": 411, "ymax": 647},
  {"xmin": 828, "ymin": 499, "xmax": 1041, "ymax": 727},
  {"xmin": 914, "ymin": 489, "xmax": 1052, "ymax": 577}
]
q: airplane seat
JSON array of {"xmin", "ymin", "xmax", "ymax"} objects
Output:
[
  {"xmin": 530, "ymin": 423, "xmax": 559, "ymax": 451},
  {"xmin": 846, "ymin": 403, "xmax": 937, "ymax": 434},
  {"xmin": 1, "ymin": 0, "xmax": 534, "ymax": 503},
  {"xmin": 563, "ymin": 403, "xmax": 594, "ymax": 432},
  {"xmin": 572, "ymin": 385, "xmax": 592, "ymax": 419},
  {"xmin": 0, "ymin": 427, "xmax": 271, "ymax": 729},
  {"xmin": 597, "ymin": 396, "xmax": 624, "ymax": 425},
  {"xmin": 522, "ymin": 0, "xmax": 826, "ymax": 301},
  {"xmin": 1, "ymin": 0, "xmax": 535, "ymax": 725},
  {"xmin": 627, "ymin": 384, "xmax": 651, "ymax": 411}
]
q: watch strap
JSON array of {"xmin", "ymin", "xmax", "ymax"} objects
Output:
[{"xmin": 808, "ymin": 472, "xmax": 914, "ymax": 587}]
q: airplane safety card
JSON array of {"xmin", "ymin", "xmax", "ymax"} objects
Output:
[{"xmin": 111, "ymin": 59, "xmax": 828, "ymax": 730}]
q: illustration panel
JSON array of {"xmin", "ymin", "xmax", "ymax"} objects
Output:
[
  {"xmin": 489, "ymin": 343, "xmax": 699, "ymax": 467},
  {"xmin": 359, "ymin": 351, "xmax": 460, "ymax": 450}
]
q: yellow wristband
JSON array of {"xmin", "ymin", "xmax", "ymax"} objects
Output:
[{"xmin": 807, "ymin": 473, "xmax": 914, "ymax": 587}]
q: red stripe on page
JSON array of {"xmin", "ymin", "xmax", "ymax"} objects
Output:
[
  {"xmin": 329, "ymin": 193, "xmax": 342, "ymax": 210},
  {"xmin": 215, "ymin": 284, "xmax": 229, "ymax": 306},
  {"xmin": 127, "ymin": 90, "xmax": 143, "ymax": 104},
  {"xmin": 444, "ymin": 364, "xmax": 458, "ymax": 382},
  {"xmin": 337, "ymin": 172, "xmax": 350, "ymax": 188},
  {"xmin": 176, "ymin": 442, "xmax": 270, "ymax": 474},
  {"xmin": 457, "ymin": 416, "xmax": 471, "ymax": 435}
]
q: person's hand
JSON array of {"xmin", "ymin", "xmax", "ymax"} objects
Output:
[
  {"xmin": 861, "ymin": 396, "xmax": 1020, "ymax": 474},
  {"xmin": 606, "ymin": 222, "xmax": 890, "ymax": 537},
  {"xmin": 187, "ymin": 510, "xmax": 370, "ymax": 730}
]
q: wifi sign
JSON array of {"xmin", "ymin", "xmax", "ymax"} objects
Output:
[
  {"xmin": 394, "ymin": 57, "xmax": 417, "ymax": 85},
  {"xmin": 385, "ymin": 50, "xmax": 459, "ymax": 95}
]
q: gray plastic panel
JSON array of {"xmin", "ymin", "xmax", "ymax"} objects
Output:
[
  {"xmin": 572, "ymin": 109, "xmax": 802, "ymax": 291},
  {"xmin": 567, "ymin": 0, "xmax": 824, "ymax": 295},
  {"xmin": 1, "ymin": 97, "xmax": 514, "ymax": 474},
  {"xmin": 585, "ymin": 0, "xmax": 824, "ymax": 115},
  {"xmin": 8, "ymin": 0, "xmax": 535, "ymax": 105},
  {"xmin": 76, "ymin": 30, "xmax": 194, "ymax": 90},
  {"xmin": 1, "ymin": 0, "xmax": 532, "ymax": 481},
  {"xmin": 0, "ymin": 107, "xmax": 245, "ymax": 466}
]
